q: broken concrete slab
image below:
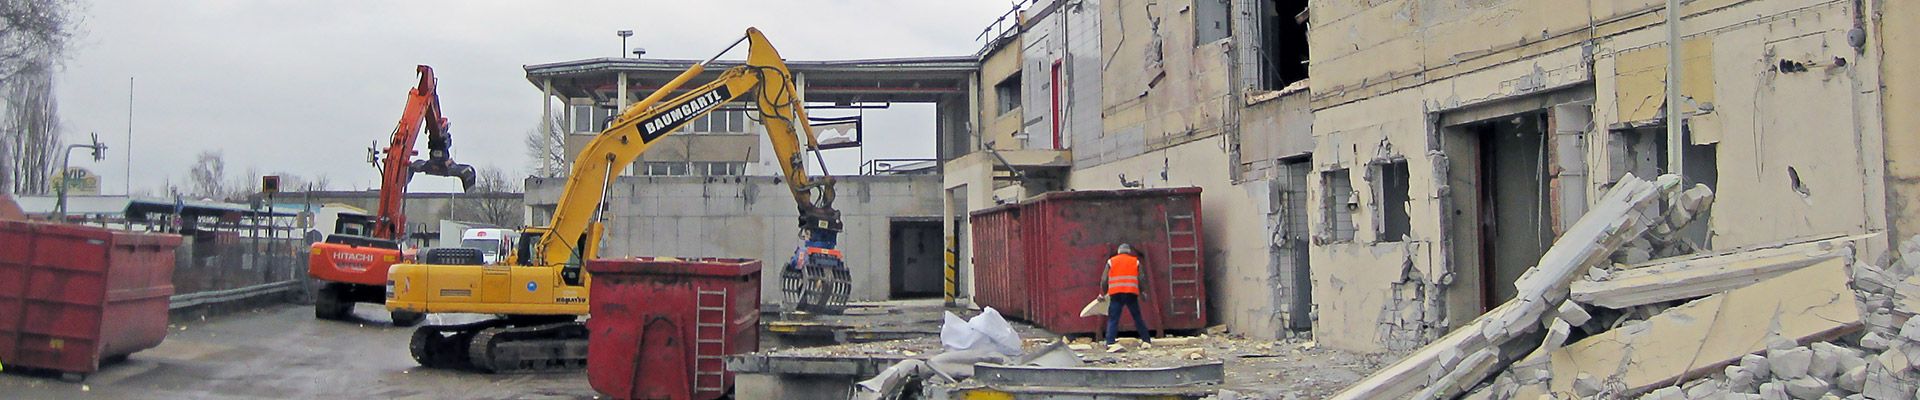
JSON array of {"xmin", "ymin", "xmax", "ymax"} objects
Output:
[
  {"xmin": 1569, "ymin": 233, "xmax": 1874, "ymax": 309},
  {"xmin": 1547, "ymin": 258, "xmax": 1863, "ymax": 396},
  {"xmin": 1329, "ymin": 174, "xmax": 1679, "ymax": 400}
]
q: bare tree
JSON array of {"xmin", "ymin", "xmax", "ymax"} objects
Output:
[
  {"xmin": 2, "ymin": 58, "xmax": 58, "ymax": 195},
  {"xmin": 0, "ymin": 0, "xmax": 79, "ymax": 82},
  {"xmin": 461, "ymin": 166, "xmax": 523, "ymax": 228},
  {"xmin": 524, "ymin": 113, "xmax": 569, "ymax": 178},
  {"xmin": 187, "ymin": 150, "xmax": 226, "ymax": 200}
]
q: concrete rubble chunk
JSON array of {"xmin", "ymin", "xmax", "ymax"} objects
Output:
[
  {"xmin": 1745, "ymin": 354, "xmax": 1774, "ymax": 381},
  {"xmin": 1642, "ymin": 386, "xmax": 1684, "ymax": 400},
  {"xmin": 1838, "ymin": 365, "xmax": 1868, "ymax": 393},
  {"xmin": 1329, "ymin": 174, "xmax": 1676, "ymax": 400},
  {"xmin": 1726, "ymin": 365, "xmax": 1758, "ymax": 394},
  {"xmin": 1877, "ymin": 345, "xmax": 1913, "ymax": 373},
  {"xmin": 1901, "ymin": 317, "xmax": 1920, "ymax": 342},
  {"xmin": 1770, "ymin": 347, "xmax": 1815, "ymax": 379},
  {"xmin": 1683, "ymin": 380, "xmax": 1723, "ymax": 399},
  {"xmin": 1549, "ymin": 258, "xmax": 1862, "ymax": 396},
  {"xmin": 1574, "ymin": 373, "xmax": 1603, "ymax": 397},
  {"xmin": 1781, "ymin": 377, "xmax": 1829, "ymax": 400},
  {"xmin": 1860, "ymin": 332, "xmax": 1893, "ymax": 351},
  {"xmin": 1760, "ymin": 382, "xmax": 1789, "ymax": 400},
  {"xmin": 1570, "ymin": 234, "xmax": 1872, "ymax": 309},
  {"xmin": 1556, "ymin": 302, "xmax": 1592, "ymax": 326},
  {"xmin": 1809, "ymin": 343, "xmax": 1842, "ymax": 379},
  {"xmin": 1862, "ymin": 362, "xmax": 1918, "ymax": 398}
]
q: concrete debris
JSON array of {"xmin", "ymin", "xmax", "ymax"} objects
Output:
[
  {"xmin": 1772, "ymin": 347, "xmax": 1816, "ymax": 380},
  {"xmin": 1330, "ymin": 174, "xmax": 1685, "ymax": 400},
  {"xmin": 1570, "ymin": 234, "xmax": 1871, "ymax": 309},
  {"xmin": 1555, "ymin": 301, "xmax": 1592, "ymax": 326},
  {"xmin": 1549, "ymin": 258, "xmax": 1860, "ymax": 395}
]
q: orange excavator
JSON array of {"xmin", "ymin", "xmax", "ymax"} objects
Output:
[{"xmin": 309, "ymin": 65, "xmax": 476, "ymax": 326}]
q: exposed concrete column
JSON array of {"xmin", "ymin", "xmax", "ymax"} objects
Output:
[
  {"xmin": 1666, "ymin": 0, "xmax": 1684, "ymax": 177},
  {"xmin": 617, "ymin": 72, "xmax": 629, "ymax": 109},
  {"xmin": 541, "ymin": 78, "xmax": 555, "ymax": 176},
  {"xmin": 967, "ymin": 72, "xmax": 981, "ymax": 152}
]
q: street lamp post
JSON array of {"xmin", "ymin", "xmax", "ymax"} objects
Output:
[
  {"xmin": 617, "ymin": 30, "xmax": 634, "ymax": 58},
  {"xmin": 56, "ymin": 133, "xmax": 108, "ymax": 219}
]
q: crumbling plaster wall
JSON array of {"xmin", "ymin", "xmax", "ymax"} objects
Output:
[
  {"xmin": 1085, "ymin": 0, "xmax": 1234, "ymax": 168},
  {"xmin": 526, "ymin": 175, "xmax": 943, "ymax": 303},
  {"xmin": 1237, "ymin": 91, "xmax": 1314, "ymax": 181},
  {"xmin": 1588, "ymin": 0, "xmax": 1887, "ymax": 251},
  {"xmin": 1305, "ymin": 0, "xmax": 1891, "ymax": 353}
]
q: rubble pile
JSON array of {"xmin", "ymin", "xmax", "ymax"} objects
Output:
[
  {"xmin": 1620, "ymin": 238, "xmax": 1920, "ymax": 400},
  {"xmin": 1328, "ymin": 173, "xmax": 1917, "ymax": 399}
]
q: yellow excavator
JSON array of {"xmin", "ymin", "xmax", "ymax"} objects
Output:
[{"xmin": 385, "ymin": 28, "xmax": 848, "ymax": 373}]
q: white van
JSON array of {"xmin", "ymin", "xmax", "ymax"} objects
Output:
[{"xmin": 461, "ymin": 228, "xmax": 517, "ymax": 265}]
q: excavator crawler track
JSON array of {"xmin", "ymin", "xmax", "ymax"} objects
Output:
[
  {"xmin": 466, "ymin": 322, "xmax": 590, "ymax": 374},
  {"xmin": 409, "ymin": 319, "xmax": 507, "ymax": 370}
]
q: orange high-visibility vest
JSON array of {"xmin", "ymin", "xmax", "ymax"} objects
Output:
[{"xmin": 1106, "ymin": 254, "xmax": 1141, "ymax": 295}]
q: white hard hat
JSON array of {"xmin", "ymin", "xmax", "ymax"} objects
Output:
[{"xmin": 1117, "ymin": 243, "xmax": 1134, "ymax": 254}]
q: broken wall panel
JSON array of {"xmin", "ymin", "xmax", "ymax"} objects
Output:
[
  {"xmin": 1548, "ymin": 258, "xmax": 1863, "ymax": 396},
  {"xmin": 1570, "ymin": 233, "xmax": 1875, "ymax": 309}
]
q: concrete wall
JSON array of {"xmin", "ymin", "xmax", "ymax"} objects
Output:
[
  {"xmin": 1084, "ymin": 0, "xmax": 1234, "ymax": 168},
  {"xmin": 981, "ymin": 40, "xmax": 1025, "ymax": 149},
  {"xmin": 525, "ymin": 175, "xmax": 943, "ymax": 303},
  {"xmin": 1881, "ymin": 0, "xmax": 1920, "ymax": 242},
  {"xmin": 1305, "ymin": 0, "xmax": 1889, "ymax": 353},
  {"xmin": 1019, "ymin": 0, "xmax": 1104, "ymax": 151}
]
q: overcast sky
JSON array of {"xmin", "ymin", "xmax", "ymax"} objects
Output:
[{"xmin": 54, "ymin": 1, "xmax": 1011, "ymax": 194}]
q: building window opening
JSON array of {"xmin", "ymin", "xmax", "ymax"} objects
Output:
[
  {"xmin": 1321, "ymin": 168, "xmax": 1355, "ymax": 242},
  {"xmin": 643, "ymin": 162, "xmax": 689, "ymax": 176},
  {"xmin": 1259, "ymin": 0, "xmax": 1310, "ymax": 90},
  {"xmin": 995, "ymin": 73, "xmax": 1022, "ymax": 114},
  {"xmin": 1375, "ymin": 160, "xmax": 1411, "ymax": 242}
]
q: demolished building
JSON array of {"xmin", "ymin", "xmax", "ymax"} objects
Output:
[{"xmin": 944, "ymin": 0, "xmax": 1915, "ymax": 355}]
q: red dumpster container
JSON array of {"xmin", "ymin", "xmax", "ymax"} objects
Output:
[
  {"xmin": 968, "ymin": 204, "xmax": 1026, "ymax": 320},
  {"xmin": 0, "ymin": 220, "xmax": 182, "ymax": 375},
  {"xmin": 586, "ymin": 257, "xmax": 761, "ymax": 400},
  {"xmin": 969, "ymin": 187, "xmax": 1208, "ymax": 336}
]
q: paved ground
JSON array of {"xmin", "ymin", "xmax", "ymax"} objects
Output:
[{"xmin": 0, "ymin": 304, "xmax": 597, "ymax": 399}]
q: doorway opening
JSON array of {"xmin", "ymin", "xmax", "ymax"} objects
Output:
[{"xmin": 890, "ymin": 219, "xmax": 944, "ymax": 299}]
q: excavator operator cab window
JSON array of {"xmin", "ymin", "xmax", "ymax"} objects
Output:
[
  {"xmin": 517, "ymin": 231, "xmax": 543, "ymax": 266},
  {"xmin": 561, "ymin": 232, "xmax": 587, "ymax": 286}
]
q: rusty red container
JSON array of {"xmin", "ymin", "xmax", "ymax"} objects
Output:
[
  {"xmin": 968, "ymin": 205, "xmax": 1026, "ymax": 319},
  {"xmin": 586, "ymin": 257, "xmax": 761, "ymax": 400},
  {"xmin": 969, "ymin": 187, "xmax": 1207, "ymax": 335},
  {"xmin": 0, "ymin": 220, "xmax": 182, "ymax": 375}
]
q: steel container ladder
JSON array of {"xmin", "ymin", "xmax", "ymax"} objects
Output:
[
  {"xmin": 693, "ymin": 288, "xmax": 729, "ymax": 396},
  {"xmin": 1164, "ymin": 199, "xmax": 1203, "ymax": 318}
]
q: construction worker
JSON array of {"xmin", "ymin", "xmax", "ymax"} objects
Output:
[{"xmin": 1101, "ymin": 243, "xmax": 1151, "ymax": 345}]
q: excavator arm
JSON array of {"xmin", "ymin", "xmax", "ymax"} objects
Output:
[
  {"xmin": 371, "ymin": 65, "xmax": 478, "ymax": 241},
  {"xmin": 534, "ymin": 28, "xmax": 840, "ymax": 272}
]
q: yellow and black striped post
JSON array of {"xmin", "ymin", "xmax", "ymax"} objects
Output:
[{"xmin": 944, "ymin": 235, "xmax": 958, "ymax": 307}]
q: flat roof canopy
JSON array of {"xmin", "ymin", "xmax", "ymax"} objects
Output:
[{"xmin": 525, "ymin": 56, "xmax": 977, "ymax": 104}]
